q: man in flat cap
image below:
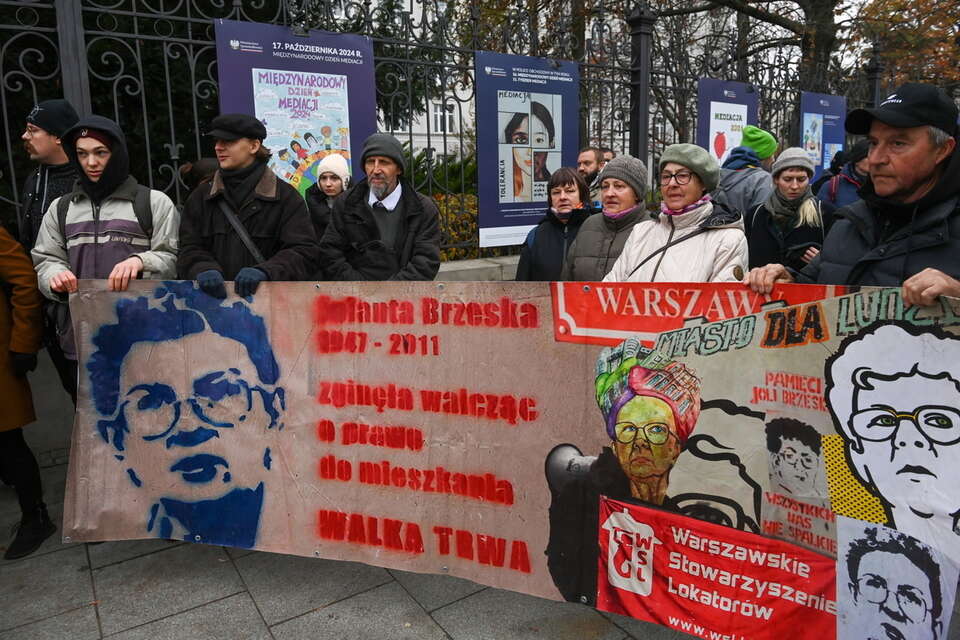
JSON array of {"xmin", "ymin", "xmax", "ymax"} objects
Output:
[
  {"xmin": 177, "ymin": 113, "xmax": 316, "ymax": 298},
  {"xmin": 319, "ymin": 132, "xmax": 440, "ymax": 280},
  {"xmin": 745, "ymin": 82, "xmax": 960, "ymax": 305}
]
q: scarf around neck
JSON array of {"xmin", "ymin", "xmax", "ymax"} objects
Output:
[
  {"xmin": 660, "ymin": 193, "xmax": 711, "ymax": 216},
  {"xmin": 764, "ymin": 187, "xmax": 811, "ymax": 229},
  {"xmin": 603, "ymin": 204, "xmax": 640, "ymax": 220}
]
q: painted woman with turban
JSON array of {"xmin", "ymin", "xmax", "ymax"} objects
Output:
[{"xmin": 545, "ymin": 349, "xmax": 701, "ymax": 604}]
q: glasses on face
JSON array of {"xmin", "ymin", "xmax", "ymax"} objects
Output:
[
  {"xmin": 778, "ymin": 447, "xmax": 815, "ymax": 469},
  {"xmin": 614, "ymin": 421, "xmax": 673, "ymax": 446},
  {"xmin": 660, "ymin": 171, "xmax": 693, "ymax": 186},
  {"xmin": 849, "ymin": 405, "xmax": 960, "ymax": 445},
  {"xmin": 856, "ymin": 573, "xmax": 931, "ymax": 623}
]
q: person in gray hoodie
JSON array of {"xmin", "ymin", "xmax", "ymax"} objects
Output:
[{"xmin": 715, "ymin": 125, "xmax": 778, "ymax": 216}]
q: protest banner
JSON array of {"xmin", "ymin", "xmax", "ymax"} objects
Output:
[
  {"xmin": 799, "ymin": 91, "xmax": 848, "ymax": 182},
  {"xmin": 214, "ymin": 19, "xmax": 376, "ymax": 194},
  {"xmin": 63, "ymin": 282, "xmax": 960, "ymax": 639},
  {"xmin": 475, "ymin": 51, "xmax": 580, "ymax": 247},
  {"xmin": 696, "ymin": 78, "xmax": 759, "ymax": 166}
]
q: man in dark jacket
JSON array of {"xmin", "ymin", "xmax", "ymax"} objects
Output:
[
  {"xmin": 319, "ymin": 133, "xmax": 440, "ymax": 280},
  {"xmin": 178, "ymin": 114, "xmax": 317, "ymax": 297},
  {"xmin": 18, "ymin": 99, "xmax": 80, "ymax": 251},
  {"xmin": 745, "ymin": 82, "xmax": 960, "ymax": 306}
]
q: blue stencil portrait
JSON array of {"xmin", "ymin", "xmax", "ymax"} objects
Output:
[{"xmin": 87, "ymin": 281, "xmax": 286, "ymax": 548}]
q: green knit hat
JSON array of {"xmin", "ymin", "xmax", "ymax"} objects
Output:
[
  {"xmin": 659, "ymin": 143, "xmax": 720, "ymax": 192},
  {"xmin": 739, "ymin": 125, "xmax": 777, "ymax": 160}
]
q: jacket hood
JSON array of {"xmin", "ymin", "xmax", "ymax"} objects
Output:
[
  {"xmin": 720, "ymin": 165, "xmax": 767, "ymax": 190},
  {"xmin": 62, "ymin": 115, "xmax": 131, "ymax": 204},
  {"xmin": 721, "ymin": 146, "xmax": 762, "ymax": 170},
  {"xmin": 858, "ymin": 144, "xmax": 960, "ymax": 217}
]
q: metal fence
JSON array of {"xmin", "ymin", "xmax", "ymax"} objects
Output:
[{"xmin": 0, "ymin": 0, "xmax": 871, "ymax": 251}]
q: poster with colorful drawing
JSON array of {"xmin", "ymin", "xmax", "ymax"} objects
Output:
[
  {"xmin": 63, "ymin": 282, "xmax": 960, "ymax": 639},
  {"xmin": 214, "ymin": 19, "xmax": 376, "ymax": 193},
  {"xmin": 800, "ymin": 92, "xmax": 847, "ymax": 183},
  {"xmin": 696, "ymin": 78, "xmax": 759, "ymax": 166}
]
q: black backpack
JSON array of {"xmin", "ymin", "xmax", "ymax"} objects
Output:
[{"xmin": 56, "ymin": 184, "xmax": 153, "ymax": 240}]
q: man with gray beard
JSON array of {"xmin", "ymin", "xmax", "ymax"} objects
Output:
[{"xmin": 319, "ymin": 133, "xmax": 440, "ymax": 280}]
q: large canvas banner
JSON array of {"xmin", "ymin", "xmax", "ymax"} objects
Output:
[
  {"xmin": 475, "ymin": 51, "xmax": 580, "ymax": 247},
  {"xmin": 64, "ymin": 282, "xmax": 960, "ymax": 639},
  {"xmin": 214, "ymin": 19, "xmax": 376, "ymax": 194}
]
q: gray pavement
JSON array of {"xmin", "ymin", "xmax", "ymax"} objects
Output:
[{"xmin": 1, "ymin": 354, "xmax": 689, "ymax": 640}]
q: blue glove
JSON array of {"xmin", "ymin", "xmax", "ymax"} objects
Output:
[
  {"xmin": 235, "ymin": 267, "xmax": 267, "ymax": 298},
  {"xmin": 197, "ymin": 269, "xmax": 227, "ymax": 299}
]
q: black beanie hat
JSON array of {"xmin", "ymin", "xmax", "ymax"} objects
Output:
[
  {"xmin": 26, "ymin": 99, "xmax": 80, "ymax": 138},
  {"xmin": 361, "ymin": 133, "xmax": 406, "ymax": 175}
]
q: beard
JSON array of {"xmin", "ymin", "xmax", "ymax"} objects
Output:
[{"xmin": 370, "ymin": 178, "xmax": 393, "ymax": 200}]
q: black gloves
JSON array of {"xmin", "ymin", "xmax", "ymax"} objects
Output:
[
  {"xmin": 235, "ymin": 267, "xmax": 267, "ymax": 298},
  {"xmin": 10, "ymin": 352, "xmax": 37, "ymax": 377},
  {"xmin": 197, "ymin": 269, "xmax": 227, "ymax": 299}
]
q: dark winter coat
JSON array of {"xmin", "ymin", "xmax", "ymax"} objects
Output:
[
  {"xmin": 318, "ymin": 178, "xmax": 440, "ymax": 281},
  {"xmin": 0, "ymin": 227, "xmax": 43, "ymax": 431},
  {"xmin": 745, "ymin": 198, "xmax": 835, "ymax": 271},
  {"xmin": 560, "ymin": 207, "xmax": 646, "ymax": 281},
  {"xmin": 516, "ymin": 208, "xmax": 593, "ymax": 281},
  {"xmin": 177, "ymin": 167, "xmax": 317, "ymax": 281},
  {"xmin": 18, "ymin": 162, "xmax": 77, "ymax": 252},
  {"xmin": 815, "ymin": 162, "xmax": 867, "ymax": 209},
  {"xmin": 717, "ymin": 147, "xmax": 773, "ymax": 218},
  {"xmin": 795, "ymin": 147, "xmax": 960, "ymax": 286},
  {"xmin": 304, "ymin": 182, "xmax": 338, "ymax": 245}
]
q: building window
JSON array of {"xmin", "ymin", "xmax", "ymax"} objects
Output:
[{"xmin": 432, "ymin": 103, "xmax": 456, "ymax": 133}]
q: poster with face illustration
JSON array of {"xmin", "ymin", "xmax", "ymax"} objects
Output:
[
  {"xmin": 65, "ymin": 282, "xmax": 960, "ymax": 640},
  {"xmin": 477, "ymin": 51, "xmax": 579, "ymax": 247}
]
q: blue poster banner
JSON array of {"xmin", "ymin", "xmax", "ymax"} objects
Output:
[
  {"xmin": 214, "ymin": 19, "xmax": 376, "ymax": 195},
  {"xmin": 800, "ymin": 91, "xmax": 848, "ymax": 182},
  {"xmin": 475, "ymin": 51, "xmax": 580, "ymax": 248},
  {"xmin": 696, "ymin": 79, "xmax": 759, "ymax": 167}
]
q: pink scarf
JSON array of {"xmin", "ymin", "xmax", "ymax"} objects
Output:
[
  {"xmin": 603, "ymin": 204, "xmax": 641, "ymax": 220},
  {"xmin": 661, "ymin": 193, "xmax": 712, "ymax": 216}
]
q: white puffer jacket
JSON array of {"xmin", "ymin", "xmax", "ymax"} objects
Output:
[{"xmin": 603, "ymin": 201, "xmax": 748, "ymax": 283}]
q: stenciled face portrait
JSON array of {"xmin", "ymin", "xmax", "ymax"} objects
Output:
[
  {"xmin": 117, "ymin": 332, "xmax": 278, "ymax": 505},
  {"xmin": 612, "ymin": 395, "xmax": 681, "ymax": 483},
  {"xmin": 771, "ymin": 436, "xmax": 819, "ymax": 496},
  {"xmin": 850, "ymin": 549, "xmax": 939, "ymax": 640}
]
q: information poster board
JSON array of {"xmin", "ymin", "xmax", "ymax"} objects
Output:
[
  {"xmin": 475, "ymin": 51, "xmax": 579, "ymax": 247},
  {"xmin": 800, "ymin": 92, "xmax": 848, "ymax": 182},
  {"xmin": 64, "ymin": 282, "xmax": 960, "ymax": 640},
  {"xmin": 696, "ymin": 78, "xmax": 759, "ymax": 166},
  {"xmin": 214, "ymin": 19, "xmax": 376, "ymax": 194}
]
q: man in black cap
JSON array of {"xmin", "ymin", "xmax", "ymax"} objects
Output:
[
  {"xmin": 177, "ymin": 113, "xmax": 316, "ymax": 297},
  {"xmin": 318, "ymin": 132, "xmax": 440, "ymax": 280},
  {"xmin": 17, "ymin": 99, "xmax": 80, "ymax": 402},
  {"xmin": 745, "ymin": 82, "xmax": 960, "ymax": 305}
]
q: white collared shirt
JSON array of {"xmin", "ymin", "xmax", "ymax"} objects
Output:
[{"xmin": 367, "ymin": 183, "xmax": 403, "ymax": 211}]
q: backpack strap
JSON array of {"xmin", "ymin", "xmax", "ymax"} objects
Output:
[
  {"xmin": 132, "ymin": 184, "xmax": 153, "ymax": 237},
  {"xmin": 827, "ymin": 175, "xmax": 840, "ymax": 203},
  {"xmin": 56, "ymin": 194, "xmax": 71, "ymax": 243}
]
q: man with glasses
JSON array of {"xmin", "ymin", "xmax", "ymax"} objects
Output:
[
  {"xmin": 843, "ymin": 523, "xmax": 946, "ymax": 640},
  {"xmin": 765, "ymin": 418, "xmax": 821, "ymax": 497},
  {"xmin": 827, "ymin": 322, "xmax": 960, "ymax": 553}
]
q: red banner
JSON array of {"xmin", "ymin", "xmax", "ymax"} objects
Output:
[
  {"xmin": 596, "ymin": 497, "xmax": 836, "ymax": 640},
  {"xmin": 551, "ymin": 282, "xmax": 845, "ymax": 346}
]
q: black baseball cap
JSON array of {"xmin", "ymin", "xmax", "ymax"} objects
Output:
[
  {"xmin": 206, "ymin": 113, "xmax": 266, "ymax": 141},
  {"xmin": 845, "ymin": 82, "xmax": 959, "ymax": 136}
]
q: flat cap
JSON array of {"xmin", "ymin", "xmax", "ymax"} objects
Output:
[{"xmin": 207, "ymin": 113, "xmax": 267, "ymax": 141}]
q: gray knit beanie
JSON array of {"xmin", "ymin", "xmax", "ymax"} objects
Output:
[
  {"xmin": 659, "ymin": 143, "xmax": 720, "ymax": 193},
  {"xmin": 361, "ymin": 133, "xmax": 406, "ymax": 175},
  {"xmin": 597, "ymin": 155, "xmax": 648, "ymax": 201},
  {"xmin": 771, "ymin": 147, "xmax": 815, "ymax": 177}
]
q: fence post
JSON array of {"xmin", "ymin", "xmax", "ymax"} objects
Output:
[
  {"xmin": 627, "ymin": 1, "xmax": 656, "ymax": 163},
  {"xmin": 865, "ymin": 44, "xmax": 884, "ymax": 108},
  {"xmin": 54, "ymin": 0, "xmax": 91, "ymax": 115}
]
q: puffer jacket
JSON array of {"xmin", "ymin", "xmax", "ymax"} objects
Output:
[
  {"xmin": 32, "ymin": 176, "xmax": 179, "ymax": 301},
  {"xmin": 560, "ymin": 207, "xmax": 645, "ymax": 281},
  {"xmin": 717, "ymin": 147, "xmax": 773, "ymax": 217},
  {"xmin": 603, "ymin": 201, "xmax": 747, "ymax": 283},
  {"xmin": 516, "ymin": 207, "xmax": 593, "ymax": 281}
]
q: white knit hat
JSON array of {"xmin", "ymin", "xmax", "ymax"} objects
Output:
[{"xmin": 316, "ymin": 153, "xmax": 351, "ymax": 187}]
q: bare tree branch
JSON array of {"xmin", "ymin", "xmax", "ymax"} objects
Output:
[
  {"xmin": 656, "ymin": 3, "xmax": 716, "ymax": 17},
  {"xmin": 706, "ymin": 0, "xmax": 804, "ymax": 34}
]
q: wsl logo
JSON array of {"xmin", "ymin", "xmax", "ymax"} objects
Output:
[
  {"xmin": 602, "ymin": 508, "xmax": 661, "ymax": 596},
  {"xmin": 229, "ymin": 39, "xmax": 240, "ymax": 50}
]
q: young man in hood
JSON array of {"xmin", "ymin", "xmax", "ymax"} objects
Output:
[
  {"xmin": 31, "ymin": 115, "xmax": 180, "ymax": 402},
  {"xmin": 177, "ymin": 113, "xmax": 317, "ymax": 298},
  {"xmin": 745, "ymin": 82, "xmax": 960, "ymax": 306},
  {"xmin": 716, "ymin": 124, "xmax": 777, "ymax": 217},
  {"xmin": 318, "ymin": 133, "xmax": 440, "ymax": 280}
]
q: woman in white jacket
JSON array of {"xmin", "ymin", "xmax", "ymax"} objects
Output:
[{"xmin": 604, "ymin": 144, "xmax": 747, "ymax": 283}]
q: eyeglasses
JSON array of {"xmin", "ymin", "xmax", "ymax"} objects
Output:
[
  {"xmin": 614, "ymin": 421, "xmax": 673, "ymax": 446},
  {"xmin": 659, "ymin": 171, "xmax": 693, "ymax": 186},
  {"xmin": 777, "ymin": 447, "xmax": 816, "ymax": 469},
  {"xmin": 849, "ymin": 405, "xmax": 960, "ymax": 445},
  {"xmin": 856, "ymin": 573, "xmax": 931, "ymax": 623}
]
